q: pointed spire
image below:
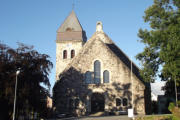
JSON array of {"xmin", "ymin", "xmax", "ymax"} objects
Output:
[
  {"xmin": 57, "ymin": 10, "xmax": 83, "ymax": 32},
  {"xmin": 56, "ymin": 10, "xmax": 87, "ymax": 42}
]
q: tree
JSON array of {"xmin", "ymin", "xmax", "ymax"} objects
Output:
[
  {"xmin": 136, "ymin": 0, "xmax": 180, "ymax": 97},
  {"xmin": 0, "ymin": 42, "xmax": 53, "ymax": 119}
]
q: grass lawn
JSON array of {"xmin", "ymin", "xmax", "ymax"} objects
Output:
[{"xmin": 135, "ymin": 114, "xmax": 174, "ymax": 120}]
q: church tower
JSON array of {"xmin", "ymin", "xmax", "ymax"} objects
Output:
[{"xmin": 55, "ymin": 10, "xmax": 87, "ymax": 80}]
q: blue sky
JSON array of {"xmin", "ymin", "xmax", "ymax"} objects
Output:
[{"xmin": 0, "ymin": 0, "xmax": 153, "ymax": 93}]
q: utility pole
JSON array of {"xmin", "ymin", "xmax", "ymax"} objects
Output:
[
  {"xmin": 130, "ymin": 56, "xmax": 135, "ymax": 120},
  {"xmin": 131, "ymin": 57, "xmax": 133, "ymax": 109}
]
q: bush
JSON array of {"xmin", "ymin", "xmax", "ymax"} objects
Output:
[
  {"xmin": 168, "ymin": 101, "xmax": 180, "ymax": 120},
  {"xmin": 177, "ymin": 101, "xmax": 180, "ymax": 107},
  {"xmin": 168, "ymin": 102, "xmax": 175, "ymax": 112}
]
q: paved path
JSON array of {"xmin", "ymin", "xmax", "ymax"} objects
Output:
[
  {"xmin": 78, "ymin": 116, "xmax": 132, "ymax": 120},
  {"xmin": 55, "ymin": 115, "xmax": 132, "ymax": 120}
]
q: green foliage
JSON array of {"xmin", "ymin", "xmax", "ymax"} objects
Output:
[
  {"xmin": 168, "ymin": 102, "xmax": 180, "ymax": 120},
  {"xmin": 177, "ymin": 100, "xmax": 180, "ymax": 106},
  {"xmin": 0, "ymin": 42, "xmax": 53, "ymax": 119},
  {"xmin": 168, "ymin": 102, "xmax": 175, "ymax": 112},
  {"xmin": 136, "ymin": 101, "xmax": 180, "ymax": 120},
  {"xmin": 136, "ymin": 0, "xmax": 180, "ymax": 95},
  {"xmin": 135, "ymin": 114, "xmax": 173, "ymax": 120}
]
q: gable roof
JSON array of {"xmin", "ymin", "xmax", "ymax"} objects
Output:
[
  {"xmin": 94, "ymin": 32, "xmax": 144, "ymax": 83},
  {"xmin": 105, "ymin": 41, "xmax": 143, "ymax": 82},
  {"xmin": 57, "ymin": 10, "xmax": 83, "ymax": 32},
  {"xmin": 60, "ymin": 30, "xmax": 145, "ymax": 84}
]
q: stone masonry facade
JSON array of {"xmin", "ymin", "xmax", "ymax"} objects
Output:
[{"xmin": 53, "ymin": 10, "xmax": 151, "ymax": 116}]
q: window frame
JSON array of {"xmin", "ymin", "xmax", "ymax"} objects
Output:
[
  {"xmin": 103, "ymin": 70, "xmax": 109, "ymax": 83},
  {"xmin": 122, "ymin": 98, "xmax": 128, "ymax": 106},
  {"xmin": 94, "ymin": 60, "xmax": 101, "ymax": 84},
  {"xmin": 71, "ymin": 50, "xmax": 75, "ymax": 58},
  {"xmin": 116, "ymin": 98, "xmax": 122, "ymax": 106},
  {"xmin": 85, "ymin": 71, "xmax": 92, "ymax": 84}
]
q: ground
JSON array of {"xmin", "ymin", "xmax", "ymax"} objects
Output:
[
  {"xmin": 47, "ymin": 114, "xmax": 173, "ymax": 120},
  {"xmin": 49, "ymin": 115, "xmax": 131, "ymax": 120}
]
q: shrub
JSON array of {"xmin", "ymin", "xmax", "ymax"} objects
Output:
[
  {"xmin": 168, "ymin": 102, "xmax": 175, "ymax": 112},
  {"xmin": 168, "ymin": 102, "xmax": 180, "ymax": 120}
]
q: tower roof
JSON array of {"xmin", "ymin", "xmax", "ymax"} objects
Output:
[{"xmin": 57, "ymin": 10, "xmax": 83, "ymax": 32}]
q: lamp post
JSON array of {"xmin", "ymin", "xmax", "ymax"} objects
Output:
[
  {"xmin": 174, "ymin": 76, "xmax": 178, "ymax": 107},
  {"xmin": 13, "ymin": 69, "xmax": 20, "ymax": 120},
  {"xmin": 128, "ymin": 56, "xmax": 134, "ymax": 119}
]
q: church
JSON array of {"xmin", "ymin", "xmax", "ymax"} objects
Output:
[{"xmin": 53, "ymin": 10, "xmax": 151, "ymax": 116}]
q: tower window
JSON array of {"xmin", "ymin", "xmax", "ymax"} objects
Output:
[
  {"xmin": 103, "ymin": 70, "xmax": 109, "ymax": 83},
  {"xmin": 63, "ymin": 50, "xmax": 67, "ymax": 59},
  {"xmin": 94, "ymin": 60, "xmax": 101, "ymax": 84},
  {"xmin": 71, "ymin": 50, "xmax": 75, "ymax": 58}
]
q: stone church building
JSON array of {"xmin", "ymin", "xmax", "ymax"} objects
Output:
[{"xmin": 53, "ymin": 10, "xmax": 151, "ymax": 116}]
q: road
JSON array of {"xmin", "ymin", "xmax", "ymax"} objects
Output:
[{"xmin": 49, "ymin": 115, "xmax": 132, "ymax": 120}]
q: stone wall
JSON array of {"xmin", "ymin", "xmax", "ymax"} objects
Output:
[
  {"xmin": 54, "ymin": 34, "xmax": 146, "ymax": 115},
  {"xmin": 55, "ymin": 40, "xmax": 83, "ymax": 80}
]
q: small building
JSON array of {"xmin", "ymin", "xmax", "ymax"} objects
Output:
[
  {"xmin": 150, "ymin": 81, "xmax": 176, "ymax": 114},
  {"xmin": 53, "ymin": 10, "xmax": 151, "ymax": 116}
]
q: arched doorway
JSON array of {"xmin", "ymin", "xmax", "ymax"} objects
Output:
[{"xmin": 91, "ymin": 93, "xmax": 105, "ymax": 113}]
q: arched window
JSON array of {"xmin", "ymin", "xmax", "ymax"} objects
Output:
[
  {"xmin": 63, "ymin": 50, "xmax": 67, "ymax": 59},
  {"xmin": 94, "ymin": 60, "xmax": 101, "ymax": 84},
  {"xmin": 116, "ymin": 98, "xmax": 121, "ymax": 106},
  {"xmin": 71, "ymin": 50, "xmax": 75, "ymax": 58},
  {"xmin": 123, "ymin": 98, "xmax": 128, "ymax": 106},
  {"xmin": 85, "ymin": 71, "xmax": 92, "ymax": 84},
  {"xmin": 103, "ymin": 70, "xmax": 109, "ymax": 83}
]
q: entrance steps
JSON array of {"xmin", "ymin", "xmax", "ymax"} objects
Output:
[{"xmin": 89, "ymin": 112, "xmax": 105, "ymax": 116}]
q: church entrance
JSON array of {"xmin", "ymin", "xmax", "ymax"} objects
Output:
[{"xmin": 91, "ymin": 93, "xmax": 105, "ymax": 113}]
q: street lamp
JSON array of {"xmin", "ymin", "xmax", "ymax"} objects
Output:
[
  {"xmin": 13, "ymin": 69, "xmax": 20, "ymax": 120},
  {"xmin": 174, "ymin": 76, "xmax": 178, "ymax": 107}
]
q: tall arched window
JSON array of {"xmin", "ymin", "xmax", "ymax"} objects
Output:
[
  {"xmin": 71, "ymin": 50, "xmax": 75, "ymax": 58},
  {"xmin": 94, "ymin": 60, "xmax": 101, "ymax": 84},
  {"xmin": 103, "ymin": 70, "xmax": 109, "ymax": 83},
  {"xmin": 85, "ymin": 71, "xmax": 92, "ymax": 84},
  {"xmin": 63, "ymin": 50, "xmax": 67, "ymax": 59}
]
